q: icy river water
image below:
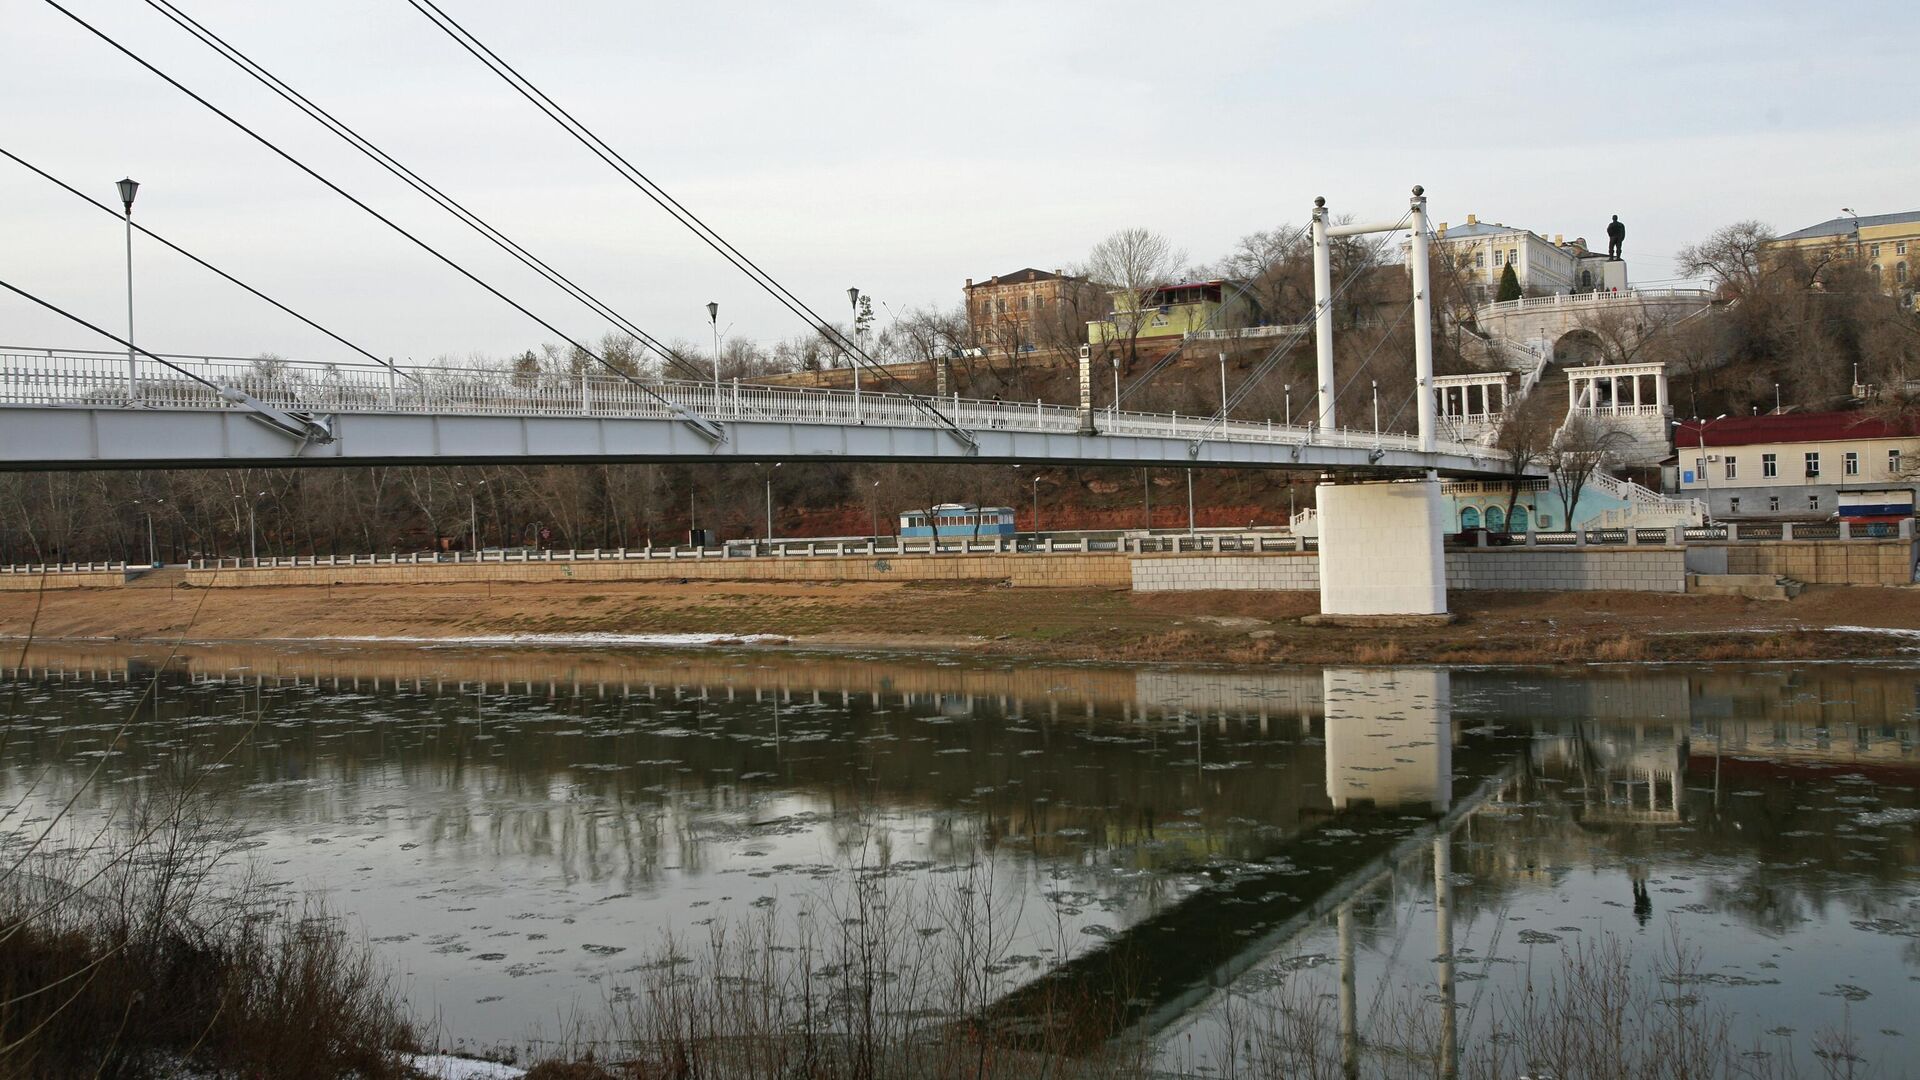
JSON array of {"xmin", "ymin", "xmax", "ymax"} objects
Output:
[{"xmin": 3, "ymin": 642, "xmax": 1918, "ymax": 1073}]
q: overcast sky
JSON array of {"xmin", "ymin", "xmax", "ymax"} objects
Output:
[{"xmin": 3, "ymin": 1, "xmax": 1915, "ymax": 366}]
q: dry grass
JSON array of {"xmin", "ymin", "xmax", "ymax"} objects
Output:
[
  {"xmin": 523, "ymin": 863, "xmax": 1147, "ymax": 1080},
  {"xmin": 0, "ymin": 806, "xmax": 416, "ymax": 1079}
]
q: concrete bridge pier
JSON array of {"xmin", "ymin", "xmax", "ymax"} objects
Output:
[{"xmin": 1313, "ymin": 478, "xmax": 1449, "ymax": 621}]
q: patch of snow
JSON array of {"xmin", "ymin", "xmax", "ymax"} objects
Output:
[
  {"xmin": 404, "ymin": 1053, "xmax": 527, "ymax": 1080},
  {"xmin": 1825, "ymin": 625, "xmax": 1920, "ymax": 639}
]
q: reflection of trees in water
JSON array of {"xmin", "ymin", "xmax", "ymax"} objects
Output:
[{"xmin": 2, "ymin": 673, "xmax": 1338, "ymax": 904}]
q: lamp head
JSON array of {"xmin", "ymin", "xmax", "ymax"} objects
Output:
[
  {"xmin": 848, "ymin": 286, "xmax": 860, "ymax": 309},
  {"xmin": 706, "ymin": 301, "xmax": 718, "ymax": 324},
  {"xmin": 116, "ymin": 177, "xmax": 139, "ymax": 214}
]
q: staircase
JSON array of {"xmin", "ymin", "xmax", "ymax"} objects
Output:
[
  {"xmin": 1686, "ymin": 573, "xmax": 1803, "ymax": 601},
  {"xmin": 1589, "ymin": 472, "xmax": 1705, "ymax": 528}
]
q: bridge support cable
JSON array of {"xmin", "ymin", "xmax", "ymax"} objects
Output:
[
  {"xmin": 1178, "ymin": 210, "xmax": 1413, "ymax": 454},
  {"xmin": 1113, "ymin": 270, "xmax": 1284, "ymax": 407},
  {"xmin": 0, "ymin": 278, "xmax": 335, "ymax": 446},
  {"xmin": 0, "ymin": 146, "xmax": 416, "ymax": 386},
  {"xmin": 39, "ymin": 0, "xmax": 725, "ymax": 444},
  {"xmin": 138, "ymin": 0, "xmax": 716, "ymax": 390},
  {"xmin": 401, "ymin": 0, "xmax": 978, "ymax": 452}
]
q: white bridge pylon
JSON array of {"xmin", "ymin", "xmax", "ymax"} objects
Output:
[{"xmin": 1310, "ymin": 186, "xmax": 1450, "ymax": 621}]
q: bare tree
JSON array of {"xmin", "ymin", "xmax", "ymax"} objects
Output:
[
  {"xmin": 1082, "ymin": 228, "xmax": 1186, "ymax": 372},
  {"xmin": 1546, "ymin": 415, "xmax": 1628, "ymax": 529},
  {"xmin": 1676, "ymin": 221, "xmax": 1774, "ymax": 298},
  {"xmin": 1492, "ymin": 391, "xmax": 1560, "ymax": 531}
]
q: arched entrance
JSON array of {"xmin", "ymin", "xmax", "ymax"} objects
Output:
[
  {"xmin": 1460, "ymin": 506, "xmax": 1481, "ymax": 530},
  {"xmin": 1552, "ymin": 327, "xmax": 1607, "ymax": 367}
]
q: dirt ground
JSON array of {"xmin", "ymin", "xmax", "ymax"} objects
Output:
[{"xmin": 6, "ymin": 577, "xmax": 1920, "ymax": 666}]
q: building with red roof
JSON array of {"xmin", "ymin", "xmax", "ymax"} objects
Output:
[{"xmin": 1671, "ymin": 409, "xmax": 1920, "ymax": 520}]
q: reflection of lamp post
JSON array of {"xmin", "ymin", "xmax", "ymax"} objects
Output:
[{"xmin": 117, "ymin": 177, "xmax": 139, "ymax": 401}]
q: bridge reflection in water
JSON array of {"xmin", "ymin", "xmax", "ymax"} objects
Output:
[{"xmin": 3, "ymin": 644, "xmax": 1916, "ymax": 1068}]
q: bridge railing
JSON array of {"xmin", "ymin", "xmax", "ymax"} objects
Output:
[
  {"xmin": 1474, "ymin": 287, "xmax": 1715, "ymax": 320},
  {"xmin": 0, "ymin": 347, "xmax": 1492, "ymax": 460},
  {"xmin": 0, "ymin": 560, "xmax": 126, "ymax": 574}
]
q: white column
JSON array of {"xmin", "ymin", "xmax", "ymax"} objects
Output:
[
  {"xmin": 1632, "ymin": 374, "xmax": 1642, "ymax": 409},
  {"xmin": 1312, "ymin": 197, "xmax": 1336, "ymax": 430},
  {"xmin": 1410, "ymin": 187, "xmax": 1436, "ymax": 453},
  {"xmin": 1655, "ymin": 369, "xmax": 1669, "ymax": 413}
]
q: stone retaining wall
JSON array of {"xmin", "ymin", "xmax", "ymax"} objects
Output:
[
  {"xmin": 183, "ymin": 553, "xmax": 1132, "ymax": 590},
  {"xmin": 1132, "ymin": 547, "xmax": 1688, "ymax": 593},
  {"xmin": 1719, "ymin": 539, "xmax": 1917, "ymax": 586},
  {"xmin": 0, "ymin": 570, "xmax": 127, "ymax": 591}
]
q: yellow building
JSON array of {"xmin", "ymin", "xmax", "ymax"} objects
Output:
[
  {"xmin": 1087, "ymin": 280, "xmax": 1252, "ymax": 345},
  {"xmin": 1764, "ymin": 209, "xmax": 1920, "ymax": 308}
]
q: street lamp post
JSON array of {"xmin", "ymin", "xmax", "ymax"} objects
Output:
[
  {"xmin": 456, "ymin": 479, "xmax": 486, "ymax": 552},
  {"xmin": 1186, "ymin": 469, "xmax": 1196, "ymax": 536},
  {"xmin": 235, "ymin": 490, "xmax": 266, "ymax": 563},
  {"xmin": 707, "ymin": 301, "xmax": 720, "ymax": 399},
  {"xmin": 118, "ymin": 177, "xmax": 139, "ymax": 402},
  {"xmin": 1218, "ymin": 352, "xmax": 1229, "ymax": 419},
  {"xmin": 1111, "ymin": 355, "xmax": 1120, "ymax": 424},
  {"xmin": 765, "ymin": 462, "xmax": 781, "ymax": 541},
  {"xmin": 1285, "ymin": 384, "xmax": 1292, "ymax": 427},
  {"xmin": 848, "ymin": 287, "xmax": 862, "ymax": 420}
]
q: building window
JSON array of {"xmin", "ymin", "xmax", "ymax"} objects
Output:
[
  {"xmin": 1769, "ymin": 495, "xmax": 1780, "ymax": 512},
  {"xmin": 1508, "ymin": 248, "xmax": 1518, "ymax": 266},
  {"xmin": 1694, "ymin": 457, "xmax": 1706, "ymax": 475},
  {"xmin": 1475, "ymin": 252, "xmax": 1485, "ymax": 269},
  {"xmin": 1762, "ymin": 453, "xmax": 1777, "ymax": 478},
  {"xmin": 1846, "ymin": 451, "xmax": 1860, "ymax": 476},
  {"xmin": 1730, "ymin": 497, "xmax": 1741, "ymax": 514},
  {"xmin": 1872, "ymin": 264, "xmax": 1882, "ymax": 283},
  {"xmin": 1808, "ymin": 494, "xmax": 1820, "ymax": 511},
  {"xmin": 1492, "ymin": 250, "xmax": 1503, "ymax": 267},
  {"xmin": 1804, "ymin": 452, "xmax": 1820, "ymax": 477},
  {"xmin": 1900, "ymin": 241, "xmax": 1910, "ymax": 256},
  {"xmin": 1893, "ymin": 449, "xmax": 1906, "ymax": 475},
  {"xmin": 1724, "ymin": 456, "xmax": 1737, "ymax": 479},
  {"xmin": 1901, "ymin": 262, "xmax": 1910, "ymax": 283},
  {"xmin": 1871, "ymin": 243, "xmax": 1882, "ymax": 258}
]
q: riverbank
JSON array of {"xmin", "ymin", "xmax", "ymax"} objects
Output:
[{"xmin": 6, "ymin": 577, "xmax": 1920, "ymax": 665}]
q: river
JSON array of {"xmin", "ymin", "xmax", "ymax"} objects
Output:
[{"xmin": 3, "ymin": 642, "xmax": 1917, "ymax": 1074}]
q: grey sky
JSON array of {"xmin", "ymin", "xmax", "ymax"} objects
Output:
[{"xmin": 3, "ymin": 1, "xmax": 1914, "ymax": 366}]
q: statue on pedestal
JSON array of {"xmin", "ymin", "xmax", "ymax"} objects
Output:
[{"xmin": 1606, "ymin": 215, "xmax": 1626, "ymax": 260}]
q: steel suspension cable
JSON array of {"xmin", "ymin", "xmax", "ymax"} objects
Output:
[
  {"xmin": 0, "ymin": 145, "xmax": 413, "ymax": 382},
  {"xmin": 1207, "ymin": 209, "xmax": 1415, "ymax": 430},
  {"xmin": 140, "ymin": 0, "xmax": 711, "ymax": 386},
  {"xmin": 402, "ymin": 0, "xmax": 972, "ymax": 441},
  {"xmin": 40, "ymin": 0, "xmax": 686, "ymax": 416}
]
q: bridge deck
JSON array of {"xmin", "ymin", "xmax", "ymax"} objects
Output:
[{"xmin": 0, "ymin": 349, "xmax": 1518, "ymax": 475}]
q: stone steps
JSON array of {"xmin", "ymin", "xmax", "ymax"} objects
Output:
[{"xmin": 1685, "ymin": 572, "xmax": 1802, "ymax": 600}]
